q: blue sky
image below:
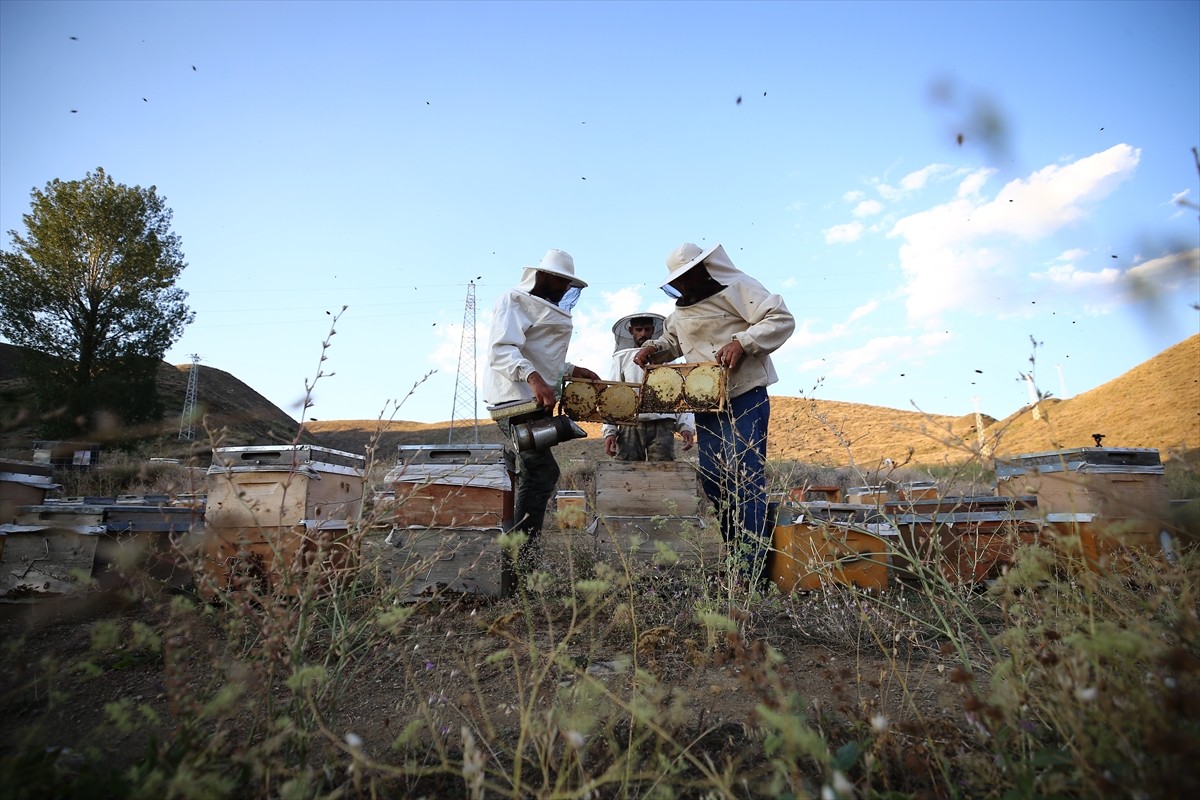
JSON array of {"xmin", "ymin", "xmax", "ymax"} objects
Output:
[{"xmin": 2, "ymin": 0, "xmax": 1197, "ymax": 429}]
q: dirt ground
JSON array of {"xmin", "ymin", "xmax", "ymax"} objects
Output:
[{"xmin": 0, "ymin": 531, "xmax": 974, "ymax": 797}]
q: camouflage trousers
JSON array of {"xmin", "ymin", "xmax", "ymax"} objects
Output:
[{"xmin": 616, "ymin": 418, "xmax": 676, "ymax": 462}]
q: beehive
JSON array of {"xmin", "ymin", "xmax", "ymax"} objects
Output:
[
  {"xmin": 205, "ymin": 446, "xmax": 365, "ymax": 528},
  {"xmin": 386, "ymin": 445, "xmax": 511, "ymax": 529},
  {"xmin": 771, "ymin": 521, "xmax": 892, "ymax": 593}
]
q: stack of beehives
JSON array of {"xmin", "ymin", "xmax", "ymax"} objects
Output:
[
  {"xmin": 2, "ymin": 494, "xmax": 199, "ymax": 597},
  {"xmin": 199, "ymin": 445, "xmax": 365, "ymax": 597},
  {"xmin": 995, "ymin": 446, "xmax": 1173, "ymax": 570},
  {"xmin": 383, "ymin": 444, "xmax": 513, "ymax": 598},
  {"xmin": 590, "ymin": 460, "xmax": 716, "ymax": 568}
]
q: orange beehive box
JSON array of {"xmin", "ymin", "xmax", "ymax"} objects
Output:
[
  {"xmin": 887, "ymin": 496, "xmax": 1041, "ymax": 585},
  {"xmin": 385, "ymin": 445, "xmax": 511, "ymax": 530},
  {"xmin": 1040, "ymin": 512, "xmax": 1166, "ymax": 573},
  {"xmin": 770, "ymin": 519, "xmax": 891, "ymax": 593}
]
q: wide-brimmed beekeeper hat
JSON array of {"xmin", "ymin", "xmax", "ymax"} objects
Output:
[
  {"xmin": 611, "ymin": 312, "xmax": 665, "ymax": 352},
  {"xmin": 536, "ymin": 248, "xmax": 587, "ymax": 289},
  {"xmin": 662, "ymin": 242, "xmax": 726, "ymax": 287}
]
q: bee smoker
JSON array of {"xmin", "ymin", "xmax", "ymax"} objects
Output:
[{"xmin": 487, "ymin": 400, "xmax": 588, "ymax": 452}]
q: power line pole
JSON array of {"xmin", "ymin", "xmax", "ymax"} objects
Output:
[
  {"xmin": 448, "ymin": 282, "xmax": 479, "ymax": 444},
  {"xmin": 178, "ymin": 354, "xmax": 200, "ymax": 440}
]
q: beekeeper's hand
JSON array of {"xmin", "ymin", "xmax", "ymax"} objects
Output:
[
  {"xmin": 714, "ymin": 339, "xmax": 745, "ymax": 369},
  {"xmin": 571, "ymin": 366, "xmax": 600, "ymax": 381},
  {"xmin": 680, "ymin": 430, "xmax": 695, "ymax": 452},
  {"xmin": 527, "ymin": 371, "xmax": 557, "ymax": 409},
  {"xmin": 605, "ymin": 434, "xmax": 617, "ymax": 457},
  {"xmin": 632, "ymin": 346, "xmax": 656, "ymax": 368}
]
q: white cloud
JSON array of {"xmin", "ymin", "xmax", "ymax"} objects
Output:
[
  {"xmin": 1032, "ymin": 264, "xmax": 1121, "ymax": 287},
  {"xmin": 900, "ymin": 164, "xmax": 950, "ymax": 192},
  {"xmin": 847, "ymin": 300, "xmax": 879, "ymax": 323},
  {"xmin": 1125, "ymin": 247, "xmax": 1200, "ymax": 294},
  {"xmin": 887, "ymin": 144, "xmax": 1142, "ymax": 322},
  {"xmin": 1056, "ymin": 248, "xmax": 1089, "ymax": 263},
  {"xmin": 853, "ymin": 199, "xmax": 884, "ymax": 218},
  {"xmin": 843, "ymin": 190, "xmax": 865, "ymax": 202},
  {"xmin": 825, "ymin": 221, "xmax": 864, "ymax": 244},
  {"xmin": 956, "ymin": 167, "xmax": 994, "ymax": 198}
]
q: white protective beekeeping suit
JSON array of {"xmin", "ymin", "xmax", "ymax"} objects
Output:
[
  {"xmin": 485, "ymin": 259, "xmax": 582, "ymax": 408},
  {"xmin": 600, "ymin": 312, "xmax": 695, "ymax": 441},
  {"xmin": 642, "ymin": 244, "xmax": 794, "ymax": 399}
]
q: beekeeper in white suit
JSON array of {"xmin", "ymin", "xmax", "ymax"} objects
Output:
[
  {"xmin": 633, "ymin": 242, "xmax": 795, "ymax": 591},
  {"xmin": 486, "ymin": 248, "xmax": 600, "ymax": 574},
  {"xmin": 601, "ymin": 312, "xmax": 695, "ymax": 461}
]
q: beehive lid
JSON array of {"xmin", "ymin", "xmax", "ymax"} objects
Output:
[
  {"xmin": 995, "ymin": 447, "xmax": 1163, "ymax": 476},
  {"xmin": 209, "ymin": 445, "xmax": 364, "ymax": 474}
]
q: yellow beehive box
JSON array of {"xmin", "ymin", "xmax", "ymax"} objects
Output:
[
  {"xmin": 770, "ymin": 521, "xmax": 891, "ymax": 593},
  {"xmin": 555, "ymin": 490, "xmax": 587, "ymax": 529}
]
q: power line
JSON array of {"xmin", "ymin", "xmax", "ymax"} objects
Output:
[
  {"xmin": 447, "ymin": 282, "xmax": 479, "ymax": 444},
  {"xmin": 178, "ymin": 354, "xmax": 201, "ymax": 440}
]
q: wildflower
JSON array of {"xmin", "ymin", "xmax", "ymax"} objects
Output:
[
  {"xmin": 870, "ymin": 714, "xmax": 889, "ymax": 733},
  {"xmin": 1075, "ymin": 686, "xmax": 1098, "ymax": 702},
  {"xmin": 344, "ymin": 732, "xmax": 363, "ymax": 749}
]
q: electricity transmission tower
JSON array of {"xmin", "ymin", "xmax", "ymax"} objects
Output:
[
  {"xmin": 178, "ymin": 354, "xmax": 201, "ymax": 440},
  {"xmin": 448, "ymin": 282, "xmax": 479, "ymax": 444}
]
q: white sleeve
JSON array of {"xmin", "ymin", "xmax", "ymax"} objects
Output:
[{"xmin": 488, "ymin": 295, "xmax": 535, "ymax": 383}]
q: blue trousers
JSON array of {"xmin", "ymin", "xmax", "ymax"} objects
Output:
[{"xmin": 694, "ymin": 387, "xmax": 771, "ymax": 582}]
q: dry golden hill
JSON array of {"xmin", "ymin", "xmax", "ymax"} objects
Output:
[
  {"xmin": 979, "ymin": 333, "xmax": 1199, "ymax": 461},
  {"xmin": 304, "ymin": 334, "xmax": 1198, "ymax": 469}
]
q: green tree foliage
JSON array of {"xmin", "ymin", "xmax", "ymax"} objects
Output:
[{"xmin": 0, "ymin": 167, "xmax": 194, "ymax": 439}]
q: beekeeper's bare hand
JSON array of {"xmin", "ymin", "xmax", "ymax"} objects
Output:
[
  {"xmin": 680, "ymin": 430, "xmax": 695, "ymax": 452},
  {"xmin": 604, "ymin": 434, "xmax": 617, "ymax": 457},
  {"xmin": 571, "ymin": 366, "xmax": 600, "ymax": 381},
  {"xmin": 527, "ymin": 371, "xmax": 557, "ymax": 409},
  {"xmin": 715, "ymin": 340, "xmax": 745, "ymax": 369},
  {"xmin": 632, "ymin": 346, "xmax": 656, "ymax": 368}
]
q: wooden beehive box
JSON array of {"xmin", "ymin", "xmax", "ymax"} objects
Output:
[
  {"xmin": 1040, "ymin": 512, "xmax": 1166, "ymax": 573},
  {"xmin": 388, "ymin": 527, "xmax": 510, "ymax": 598},
  {"xmin": 995, "ymin": 448, "xmax": 1170, "ymax": 519},
  {"xmin": 594, "ymin": 461, "xmax": 703, "ymax": 518},
  {"xmin": 205, "ymin": 445, "xmax": 365, "ymax": 528},
  {"xmin": 639, "ymin": 363, "xmax": 726, "ymax": 414},
  {"xmin": 592, "ymin": 515, "xmax": 716, "ymax": 568},
  {"xmin": 2, "ymin": 500, "xmax": 201, "ymax": 596},
  {"xmin": 1, "ymin": 459, "xmax": 58, "ymax": 524},
  {"xmin": 886, "ymin": 496, "xmax": 1041, "ymax": 585},
  {"xmin": 770, "ymin": 521, "xmax": 892, "ymax": 594},
  {"xmin": 196, "ymin": 520, "xmax": 358, "ymax": 598},
  {"xmin": 386, "ymin": 445, "xmax": 511, "ymax": 529}
]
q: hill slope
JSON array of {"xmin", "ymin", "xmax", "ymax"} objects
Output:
[
  {"xmin": 1, "ymin": 343, "xmax": 310, "ymax": 454},
  {"xmin": 306, "ymin": 334, "xmax": 1199, "ymax": 468},
  {"xmin": 3, "ymin": 335, "xmax": 1197, "ymax": 467}
]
